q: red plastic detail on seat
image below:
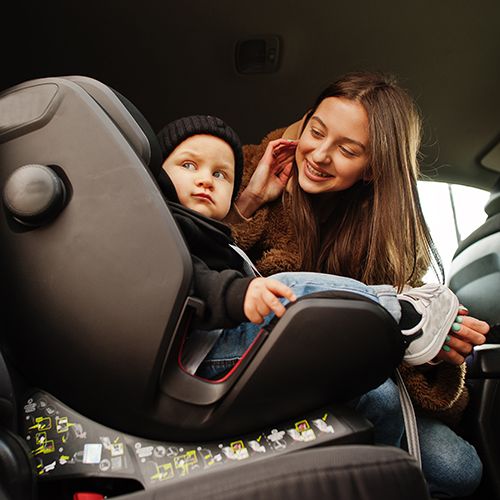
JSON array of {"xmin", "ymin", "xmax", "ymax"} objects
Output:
[
  {"xmin": 73, "ymin": 493, "xmax": 105, "ymax": 500},
  {"xmin": 191, "ymin": 328, "xmax": 265, "ymax": 384},
  {"xmin": 177, "ymin": 321, "xmax": 190, "ymax": 367},
  {"xmin": 177, "ymin": 326, "xmax": 265, "ymax": 383}
]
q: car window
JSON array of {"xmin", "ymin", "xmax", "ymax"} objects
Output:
[{"xmin": 418, "ymin": 181, "xmax": 489, "ymax": 283}]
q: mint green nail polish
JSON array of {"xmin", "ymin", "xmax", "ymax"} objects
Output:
[
  {"xmin": 446, "ymin": 335, "xmax": 451, "ymax": 342},
  {"xmin": 455, "ymin": 316, "xmax": 463, "ymax": 323},
  {"xmin": 442, "ymin": 345, "xmax": 451, "ymax": 352},
  {"xmin": 452, "ymin": 323, "xmax": 461, "ymax": 332}
]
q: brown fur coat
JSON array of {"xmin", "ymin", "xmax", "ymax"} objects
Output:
[{"xmin": 227, "ymin": 128, "xmax": 468, "ymax": 424}]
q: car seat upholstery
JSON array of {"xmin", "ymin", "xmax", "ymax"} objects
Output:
[
  {"xmin": 0, "ymin": 76, "xmax": 431, "ymax": 499},
  {"xmin": 126, "ymin": 446, "xmax": 430, "ymax": 500}
]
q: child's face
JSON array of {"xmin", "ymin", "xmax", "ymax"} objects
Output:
[{"xmin": 162, "ymin": 134, "xmax": 235, "ymax": 220}]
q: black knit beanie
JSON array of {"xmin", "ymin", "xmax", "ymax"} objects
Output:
[{"xmin": 157, "ymin": 115, "xmax": 243, "ymax": 201}]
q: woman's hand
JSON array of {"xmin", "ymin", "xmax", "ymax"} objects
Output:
[
  {"xmin": 236, "ymin": 139, "xmax": 297, "ymax": 218},
  {"xmin": 433, "ymin": 307, "xmax": 489, "ymax": 365},
  {"xmin": 244, "ymin": 277, "xmax": 297, "ymax": 324}
]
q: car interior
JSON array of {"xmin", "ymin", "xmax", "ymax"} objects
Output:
[{"xmin": 1, "ymin": 1, "xmax": 499, "ymax": 499}]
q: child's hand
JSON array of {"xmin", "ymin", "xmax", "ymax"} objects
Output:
[{"xmin": 244, "ymin": 277, "xmax": 297, "ymax": 324}]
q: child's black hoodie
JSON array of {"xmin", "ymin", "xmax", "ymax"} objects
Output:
[{"xmin": 158, "ymin": 170, "xmax": 254, "ymax": 330}]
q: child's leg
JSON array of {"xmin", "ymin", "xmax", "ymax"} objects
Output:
[
  {"xmin": 198, "ymin": 272, "xmax": 402, "ymax": 380},
  {"xmin": 195, "ymin": 321, "xmax": 262, "ymax": 379},
  {"xmin": 275, "ymin": 273, "xmax": 460, "ymax": 366},
  {"xmin": 270, "ymin": 272, "xmax": 401, "ymax": 322}
]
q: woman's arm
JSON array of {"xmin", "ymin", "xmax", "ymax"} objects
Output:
[
  {"xmin": 433, "ymin": 308, "xmax": 489, "ymax": 365},
  {"xmin": 234, "ymin": 112, "xmax": 308, "ymax": 218},
  {"xmin": 401, "ymin": 308, "xmax": 489, "ymax": 422},
  {"xmin": 399, "ymin": 362, "xmax": 468, "ymax": 424},
  {"xmin": 223, "ymin": 130, "xmax": 295, "ymax": 254},
  {"xmin": 234, "ymin": 138, "xmax": 297, "ymax": 218}
]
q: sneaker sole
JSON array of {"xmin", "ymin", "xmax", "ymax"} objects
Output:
[{"xmin": 404, "ymin": 293, "xmax": 460, "ymax": 366}]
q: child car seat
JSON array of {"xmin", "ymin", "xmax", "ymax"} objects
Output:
[
  {"xmin": 0, "ymin": 76, "xmax": 429, "ymax": 499},
  {"xmin": 0, "ymin": 76, "xmax": 405, "ymax": 441}
]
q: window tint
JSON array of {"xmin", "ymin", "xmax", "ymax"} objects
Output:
[{"xmin": 418, "ymin": 181, "xmax": 489, "ymax": 283}]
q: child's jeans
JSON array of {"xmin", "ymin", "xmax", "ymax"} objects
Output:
[
  {"xmin": 194, "ymin": 272, "xmax": 482, "ymax": 497},
  {"xmin": 196, "ymin": 272, "xmax": 400, "ymax": 379}
]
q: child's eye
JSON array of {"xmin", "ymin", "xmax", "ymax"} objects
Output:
[
  {"xmin": 213, "ymin": 171, "xmax": 225, "ymax": 179},
  {"xmin": 181, "ymin": 161, "xmax": 196, "ymax": 170}
]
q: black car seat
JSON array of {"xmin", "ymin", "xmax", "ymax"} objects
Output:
[
  {"xmin": 0, "ymin": 77, "xmax": 428, "ymax": 499},
  {"xmin": 0, "ymin": 76, "xmax": 406, "ymax": 439}
]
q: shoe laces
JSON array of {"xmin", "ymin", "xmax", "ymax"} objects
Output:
[{"xmin": 401, "ymin": 283, "xmax": 442, "ymax": 308}]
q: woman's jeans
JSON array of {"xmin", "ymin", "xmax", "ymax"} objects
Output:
[
  {"xmin": 196, "ymin": 272, "xmax": 400, "ymax": 379},
  {"xmin": 356, "ymin": 378, "xmax": 482, "ymax": 498},
  {"xmin": 195, "ymin": 271, "xmax": 483, "ymax": 497}
]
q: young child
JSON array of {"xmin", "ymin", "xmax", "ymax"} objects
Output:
[{"xmin": 156, "ymin": 114, "xmax": 460, "ymax": 379}]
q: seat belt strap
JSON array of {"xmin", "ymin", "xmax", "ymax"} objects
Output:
[
  {"xmin": 395, "ymin": 368, "xmax": 422, "ymax": 468},
  {"xmin": 229, "ymin": 244, "xmax": 262, "ymax": 277},
  {"xmin": 180, "ymin": 244, "xmax": 259, "ymax": 376},
  {"xmin": 180, "ymin": 329, "xmax": 223, "ymax": 375}
]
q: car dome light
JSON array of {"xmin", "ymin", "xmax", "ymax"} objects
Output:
[{"xmin": 235, "ymin": 36, "xmax": 281, "ymax": 74}]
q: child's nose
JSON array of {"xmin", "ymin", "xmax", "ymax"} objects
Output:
[{"xmin": 196, "ymin": 173, "xmax": 213, "ymax": 188}]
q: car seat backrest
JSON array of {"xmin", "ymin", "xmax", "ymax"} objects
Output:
[
  {"xmin": 0, "ymin": 77, "xmax": 192, "ymax": 416},
  {"xmin": 449, "ymin": 176, "xmax": 500, "ymax": 325},
  {"xmin": 454, "ymin": 177, "xmax": 500, "ymax": 258}
]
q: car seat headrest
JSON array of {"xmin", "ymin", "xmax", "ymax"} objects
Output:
[
  {"xmin": 111, "ymin": 90, "xmax": 164, "ymax": 178},
  {"xmin": 63, "ymin": 76, "xmax": 163, "ymax": 178}
]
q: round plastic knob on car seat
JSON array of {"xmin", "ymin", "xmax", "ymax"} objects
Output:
[{"xmin": 2, "ymin": 164, "xmax": 67, "ymax": 226}]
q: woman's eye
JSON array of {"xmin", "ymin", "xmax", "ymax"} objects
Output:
[
  {"xmin": 213, "ymin": 171, "xmax": 225, "ymax": 179},
  {"xmin": 310, "ymin": 128, "xmax": 323, "ymax": 138},
  {"xmin": 181, "ymin": 161, "xmax": 196, "ymax": 170},
  {"xmin": 340, "ymin": 146, "xmax": 357, "ymax": 157}
]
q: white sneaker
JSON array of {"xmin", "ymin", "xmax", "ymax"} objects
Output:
[{"xmin": 398, "ymin": 283, "xmax": 459, "ymax": 366}]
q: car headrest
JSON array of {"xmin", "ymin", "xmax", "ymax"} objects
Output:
[{"xmin": 485, "ymin": 176, "xmax": 500, "ymax": 217}]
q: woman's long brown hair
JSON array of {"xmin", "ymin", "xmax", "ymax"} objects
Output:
[{"xmin": 289, "ymin": 72, "xmax": 443, "ymax": 290}]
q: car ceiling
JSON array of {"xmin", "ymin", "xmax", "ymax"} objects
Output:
[{"xmin": 3, "ymin": 0, "xmax": 500, "ymax": 190}]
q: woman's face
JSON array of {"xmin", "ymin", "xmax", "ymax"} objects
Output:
[{"xmin": 295, "ymin": 97, "xmax": 370, "ymax": 194}]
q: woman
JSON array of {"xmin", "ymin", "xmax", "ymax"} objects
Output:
[{"xmin": 226, "ymin": 71, "xmax": 489, "ymax": 497}]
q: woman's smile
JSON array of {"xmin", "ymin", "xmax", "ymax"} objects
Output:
[{"xmin": 304, "ymin": 159, "xmax": 334, "ymax": 180}]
